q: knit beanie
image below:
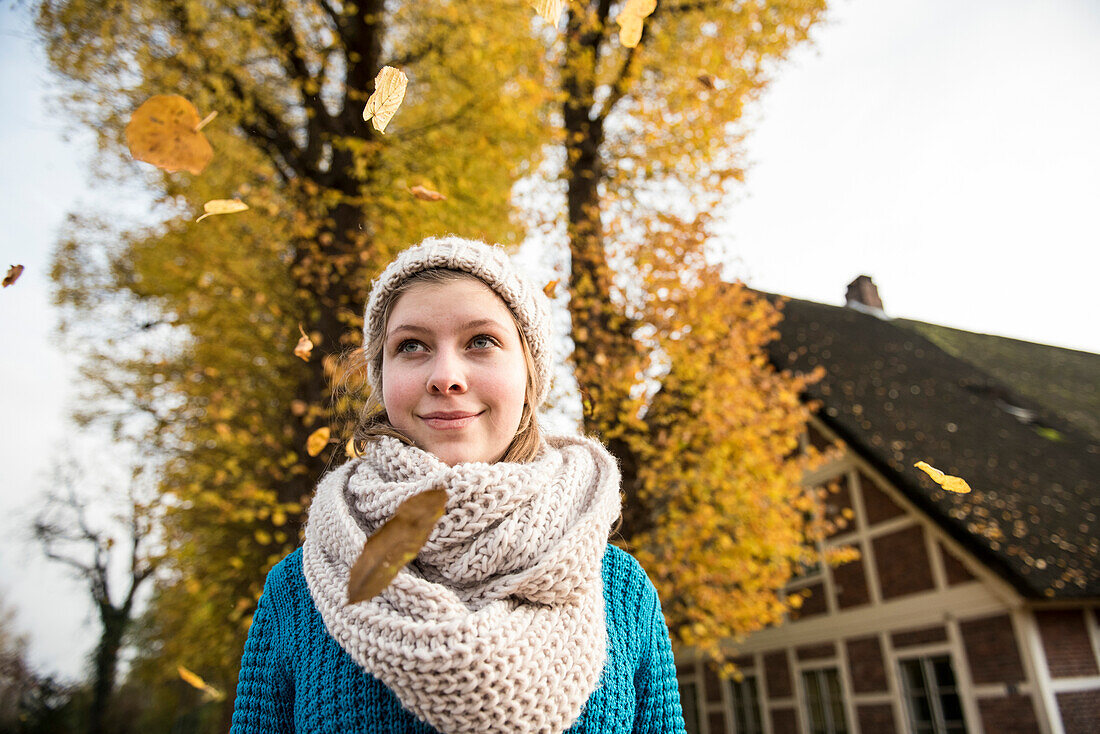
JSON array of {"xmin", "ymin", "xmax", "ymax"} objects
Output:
[{"xmin": 364, "ymin": 236, "xmax": 553, "ymax": 405}]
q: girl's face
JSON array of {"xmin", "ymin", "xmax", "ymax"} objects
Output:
[{"xmin": 381, "ymin": 277, "xmax": 528, "ymax": 466}]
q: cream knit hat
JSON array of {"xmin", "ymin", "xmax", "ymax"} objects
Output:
[{"xmin": 364, "ymin": 236, "xmax": 553, "ymax": 404}]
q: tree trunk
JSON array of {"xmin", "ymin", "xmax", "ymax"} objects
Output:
[{"xmin": 88, "ymin": 605, "xmax": 127, "ymax": 734}]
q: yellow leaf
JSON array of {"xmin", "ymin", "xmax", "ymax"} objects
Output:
[
  {"xmin": 617, "ymin": 0, "xmax": 656, "ymax": 48},
  {"xmin": 618, "ymin": 14, "xmax": 643, "ymax": 48},
  {"xmin": 177, "ymin": 665, "xmax": 208, "ymax": 690},
  {"xmin": 3, "ymin": 264, "xmax": 24, "ymax": 288},
  {"xmin": 914, "ymin": 461, "xmax": 972, "ymax": 494},
  {"xmin": 177, "ymin": 665, "xmax": 225, "ymax": 701},
  {"xmin": 408, "ymin": 184, "xmax": 446, "ymax": 202},
  {"xmin": 346, "ymin": 437, "xmax": 362, "ymax": 458},
  {"xmin": 362, "ymin": 66, "xmax": 408, "ymax": 133},
  {"xmin": 306, "ymin": 426, "xmax": 331, "ymax": 456},
  {"xmin": 347, "ymin": 489, "xmax": 448, "ymax": 604},
  {"xmin": 196, "ymin": 199, "xmax": 249, "ymax": 222},
  {"xmin": 294, "ymin": 323, "xmax": 314, "ymax": 362},
  {"xmin": 530, "ymin": 0, "xmax": 564, "ymax": 25},
  {"xmin": 125, "ymin": 95, "xmax": 214, "ymax": 175}
]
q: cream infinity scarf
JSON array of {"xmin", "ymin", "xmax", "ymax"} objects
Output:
[{"xmin": 302, "ymin": 434, "xmax": 622, "ymax": 734}]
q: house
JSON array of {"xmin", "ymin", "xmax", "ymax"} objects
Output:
[{"xmin": 674, "ymin": 277, "xmax": 1100, "ymax": 734}]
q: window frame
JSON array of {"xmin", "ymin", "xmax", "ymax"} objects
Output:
[{"xmin": 897, "ymin": 654, "xmax": 968, "ymax": 734}]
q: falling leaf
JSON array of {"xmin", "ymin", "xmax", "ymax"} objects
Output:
[
  {"xmin": 618, "ymin": 14, "xmax": 644, "ymax": 48},
  {"xmin": 346, "ymin": 437, "xmax": 361, "ymax": 458},
  {"xmin": 177, "ymin": 665, "xmax": 225, "ymax": 701},
  {"xmin": 617, "ymin": 0, "xmax": 656, "ymax": 48},
  {"xmin": 696, "ymin": 74, "xmax": 717, "ymax": 90},
  {"xmin": 294, "ymin": 323, "xmax": 314, "ymax": 362},
  {"xmin": 306, "ymin": 426, "xmax": 331, "ymax": 456},
  {"xmin": 543, "ymin": 279, "xmax": 559, "ymax": 298},
  {"xmin": 362, "ymin": 66, "xmax": 408, "ymax": 133},
  {"xmin": 408, "ymin": 184, "xmax": 446, "ymax": 201},
  {"xmin": 3, "ymin": 264, "xmax": 24, "ymax": 288},
  {"xmin": 125, "ymin": 95, "xmax": 215, "ymax": 175},
  {"xmin": 195, "ymin": 199, "xmax": 249, "ymax": 222},
  {"xmin": 914, "ymin": 461, "xmax": 972, "ymax": 494},
  {"xmin": 530, "ymin": 0, "xmax": 564, "ymax": 24},
  {"xmin": 347, "ymin": 489, "xmax": 448, "ymax": 604}
]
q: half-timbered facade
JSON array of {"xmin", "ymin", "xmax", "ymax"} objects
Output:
[{"xmin": 675, "ymin": 283, "xmax": 1099, "ymax": 734}]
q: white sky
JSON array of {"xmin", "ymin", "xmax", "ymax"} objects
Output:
[{"xmin": 2, "ymin": 0, "xmax": 1098, "ymax": 679}]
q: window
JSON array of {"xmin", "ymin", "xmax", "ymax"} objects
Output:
[
  {"xmin": 728, "ymin": 675, "xmax": 764, "ymax": 734},
  {"xmin": 801, "ymin": 668, "xmax": 849, "ymax": 734},
  {"xmin": 899, "ymin": 656, "xmax": 968, "ymax": 734},
  {"xmin": 679, "ymin": 681, "xmax": 701, "ymax": 734}
]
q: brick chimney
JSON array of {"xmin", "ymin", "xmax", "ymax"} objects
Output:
[{"xmin": 845, "ymin": 275, "xmax": 887, "ymax": 318}]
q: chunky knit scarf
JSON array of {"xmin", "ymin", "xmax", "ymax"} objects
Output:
[{"xmin": 302, "ymin": 435, "xmax": 622, "ymax": 734}]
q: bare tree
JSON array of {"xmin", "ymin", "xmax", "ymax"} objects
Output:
[{"xmin": 33, "ymin": 464, "xmax": 162, "ymax": 734}]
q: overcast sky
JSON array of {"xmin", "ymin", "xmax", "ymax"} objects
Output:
[{"xmin": 2, "ymin": 0, "xmax": 1098, "ymax": 679}]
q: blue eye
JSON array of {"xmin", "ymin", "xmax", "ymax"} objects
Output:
[
  {"xmin": 397, "ymin": 340, "xmax": 425, "ymax": 353},
  {"xmin": 469, "ymin": 335, "xmax": 497, "ymax": 349}
]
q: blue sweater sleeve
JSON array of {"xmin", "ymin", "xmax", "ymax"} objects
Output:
[
  {"xmin": 230, "ymin": 559, "xmax": 296, "ymax": 733},
  {"xmin": 630, "ymin": 570, "xmax": 686, "ymax": 734}
]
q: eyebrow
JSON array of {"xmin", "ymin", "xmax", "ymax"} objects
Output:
[{"xmin": 387, "ymin": 318, "xmax": 510, "ymax": 338}]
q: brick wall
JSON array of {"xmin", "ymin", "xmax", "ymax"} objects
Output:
[
  {"xmin": 891, "ymin": 625, "xmax": 947, "ymax": 649},
  {"xmin": 855, "ymin": 703, "xmax": 897, "ymax": 734},
  {"xmin": 959, "ymin": 614, "xmax": 1025, "ymax": 684},
  {"xmin": 763, "ymin": 651, "xmax": 792, "ymax": 698},
  {"xmin": 939, "ymin": 542, "xmax": 975, "ymax": 585},
  {"xmin": 793, "ymin": 581, "xmax": 828, "ymax": 619},
  {"xmin": 1036, "ymin": 609, "xmax": 1100, "ymax": 678},
  {"xmin": 1057, "ymin": 689, "xmax": 1100, "ymax": 734},
  {"xmin": 873, "ymin": 525, "xmax": 935, "ymax": 599},
  {"xmin": 832, "ymin": 553, "xmax": 870, "ymax": 609},
  {"xmin": 858, "ymin": 472, "xmax": 905, "ymax": 524},
  {"xmin": 769, "ymin": 707, "xmax": 800, "ymax": 734},
  {"xmin": 977, "ymin": 694, "xmax": 1041, "ymax": 734},
  {"xmin": 846, "ymin": 636, "xmax": 888, "ymax": 693}
]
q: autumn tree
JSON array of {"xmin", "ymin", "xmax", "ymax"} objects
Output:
[
  {"xmin": 36, "ymin": 0, "xmax": 548, "ymax": 717},
  {"xmin": 544, "ymin": 0, "xmax": 840, "ymax": 662}
]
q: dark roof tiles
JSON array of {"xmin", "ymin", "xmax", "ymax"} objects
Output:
[{"xmin": 768, "ymin": 297, "xmax": 1100, "ymax": 600}]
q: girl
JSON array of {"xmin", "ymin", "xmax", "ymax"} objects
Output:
[{"xmin": 230, "ymin": 236, "xmax": 686, "ymax": 734}]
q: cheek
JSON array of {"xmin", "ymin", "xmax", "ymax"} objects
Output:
[{"xmin": 381, "ymin": 358, "xmax": 416, "ymax": 415}]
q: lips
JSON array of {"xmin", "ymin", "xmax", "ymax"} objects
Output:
[{"xmin": 420, "ymin": 411, "xmax": 482, "ymax": 430}]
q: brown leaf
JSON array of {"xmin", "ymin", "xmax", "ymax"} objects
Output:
[
  {"xmin": 542, "ymin": 279, "xmax": 559, "ymax": 298},
  {"xmin": 914, "ymin": 461, "xmax": 972, "ymax": 494},
  {"xmin": 696, "ymin": 74, "xmax": 717, "ymax": 90},
  {"xmin": 347, "ymin": 489, "xmax": 448, "ymax": 604},
  {"xmin": 362, "ymin": 66, "xmax": 408, "ymax": 133},
  {"xmin": 306, "ymin": 426, "xmax": 331, "ymax": 457},
  {"xmin": 408, "ymin": 184, "xmax": 446, "ymax": 202},
  {"xmin": 3, "ymin": 264, "xmax": 24, "ymax": 288},
  {"xmin": 195, "ymin": 199, "xmax": 249, "ymax": 222},
  {"xmin": 294, "ymin": 323, "xmax": 314, "ymax": 362},
  {"xmin": 125, "ymin": 95, "xmax": 215, "ymax": 175}
]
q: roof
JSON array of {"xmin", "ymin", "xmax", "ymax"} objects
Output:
[{"xmin": 766, "ymin": 296, "xmax": 1100, "ymax": 600}]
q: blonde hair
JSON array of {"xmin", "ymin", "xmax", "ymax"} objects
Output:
[{"xmin": 352, "ymin": 269, "xmax": 545, "ymax": 463}]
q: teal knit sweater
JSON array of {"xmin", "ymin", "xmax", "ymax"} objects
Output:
[{"xmin": 230, "ymin": 544, "xmax": 685, "ymax": 734}]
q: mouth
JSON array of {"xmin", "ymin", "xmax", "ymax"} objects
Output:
[{"xmin": 419, "ymin": 411, "xmax": 483, "ymax": 430}]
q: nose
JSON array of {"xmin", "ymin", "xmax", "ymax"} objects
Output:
[{"xmin": 426, "ymin": 349, "xmax": 467, "ymax": 395}]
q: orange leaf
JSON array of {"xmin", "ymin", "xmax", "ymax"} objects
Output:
[
  {"xmin": 125, "ymin": 95, "xmax": 214, "ymax": 174},
  {"xmin": 306, "ymin": 426, "xmax": 331, "ymax": 457},
  {"xmin": 914, "ymin": 461, "xmax": 972, "ymax": 494},
  {"xmin": 408, "ymin": 184, "xmax": 446, "ymax": 202},
  {"xmin": 294, "ymin": 323, "xmax": 314, "ymax": 362},
  {"xmin": 3, "ymin": 264, "xmax": 24, "ymax": 288},
  {"xmin": 347, "ymin": 489, "xmax": 448, "ymax": 604},
  {"xmin": 543, "ymin": 279, "xmax": 559, "ymax": 298}
]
